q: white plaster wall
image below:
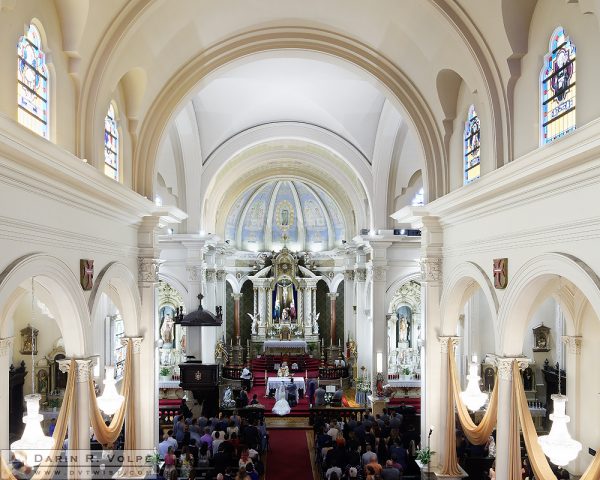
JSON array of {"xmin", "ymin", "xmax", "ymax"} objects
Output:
[{"xmin": 513, "ymin": 0, "xmax": 600, "ymax": 157}]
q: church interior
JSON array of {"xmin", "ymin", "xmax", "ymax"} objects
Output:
[{"xmin": 1, "ymin": 1, "xmax": 600, "ymax": 479}]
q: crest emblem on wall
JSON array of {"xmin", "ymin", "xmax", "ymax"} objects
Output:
[
  {"xmin": 80, "ymin": 259, "xmax": 94, "ymax": 290},
  {"xmin": 493, "ymin": 258, "xmax": 508, "ymax": 289}
]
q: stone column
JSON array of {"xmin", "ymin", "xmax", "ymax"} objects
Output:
[
  {"xmin": 185, "ymin": 265, "xmax": 203, "ymax": 359},
  {"xmin": 495, "ymin": 356, "xmax": 528, "ymax": 480},
  {"xmin": 438, "ymin": 336, "xmax": 460, "ymax": 469},
  {"xmin": 0, "ymin": 337, "xmax": 14, "ymax": 455},
  {"xmin": 343, "ymin": 270, "xmax": 356, "ymax": 347},
  {"xmin": 562, "ymin": 336, "xmax": 583, "ymax": 475},
  {"xmin": 58, "ymin": 357, "xmax": 95, "ymax": 479},
  {"xmin": 354, "ymin": 268, "xmax": 369, "ymax": 370},
  {"xmin": 327, "ymin": 292, "xmax": 339, "ymax": 345},
  {"xmin": 370, "ymin": 241, "xmax": 391, "ymax": 382},
  {"xmin": 231, "ymin": 293, "xmax": 244, "ymax": 365},
  {"xmin": 137, "ymin": 256, "xmax": 160, "ymax": 450},
  {"xmin": 215, "ymin": 270, "xmax": 227, "ymax": 342},
  {"xmin": 202, "ymin": 270, "xmax": 217, "ymax": 364}
]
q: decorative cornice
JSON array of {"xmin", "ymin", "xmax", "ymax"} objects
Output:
[
  {"xmin": 562, "ymin": 336, "xmax": 582, "ymax": 355},
  {"xmin": 122, "ymin": 336, "xmax": 143, "ymax": 354},
  {"xmin": 439, "ymin": 336, "xmax": 460, "ymax": 353},
  {"xmin": 138, "ymin": 257, "xmax": 161, "ymax": 283},
  {"xmin": 420, "ymin": 257, "xmax": 442, "ymax": 282},
  {"xmin": 0, "ymin": 337, "xmax": 14, "ymax": 357}
]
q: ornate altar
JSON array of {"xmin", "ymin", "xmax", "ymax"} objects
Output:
[{"xmin": 248, "ymin": 247, "xmax": 322, "ymax": 353}]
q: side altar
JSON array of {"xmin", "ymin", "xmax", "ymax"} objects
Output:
[{"xmin": 246, "ymin": 247, "xmax": 321, "ymax": 353}]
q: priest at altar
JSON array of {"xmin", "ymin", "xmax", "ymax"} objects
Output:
[{"xmin": 277, "ymin": 362, "xmax": 290, "ymax": 377}]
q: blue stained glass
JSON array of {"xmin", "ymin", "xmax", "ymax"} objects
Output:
[
  {"xmin": 541, "ymin": 27, "xmax": 576, "ymax": 145},
  {"xmin": 104, "ymin": 104, "xmax": 119, "ymax": 181},
  {"xmin": 17, "ymin": 24, "xmax": 49, "ymax": 138},
  {"xmin": 463, "ymin": 105, "xmax": 481, "ymax": 185}
]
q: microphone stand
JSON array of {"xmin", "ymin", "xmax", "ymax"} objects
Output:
[{"xmin": 427, "ymin": 428, "xmax": 433, "ymax": 476}]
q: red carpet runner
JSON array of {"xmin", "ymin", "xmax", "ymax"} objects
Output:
[{"xmin": 266, "ymin": 429, "xmax": 314, "ymax": 480}]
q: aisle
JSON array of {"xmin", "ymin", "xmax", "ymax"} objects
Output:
[{"xmin": 265, "ymin": 429, "xmax": 315, "ymax": 480}]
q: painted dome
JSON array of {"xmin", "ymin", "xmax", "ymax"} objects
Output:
[{"xmin": 224, "ymin": 180, "xmax": 346, "ymax": 251}]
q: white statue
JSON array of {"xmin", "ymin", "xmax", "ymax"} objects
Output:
[
  {"xmin": 399, "ymin": 315, "xmax": 408, "ymax": 343},
  {"xmin": 160, "ymin": 314, "xmax": 175, "ymax": 345},
  {"xmin": 312, "ymin": 312, "xmax": 320, "ymax": 335},
  {"xmin": 247, "ymin": 313, "xmax": 259, "ymax": 334}
]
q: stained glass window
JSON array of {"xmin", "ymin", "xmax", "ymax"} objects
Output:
[
  {"xmin": 104, "ymin": 103, "xmax": 119, "ymax": 181},
  {"xmin": 464, "ymin": 105, "xmax": 481, "ymax": 184},
  {"xmin": 541, "ymin": 27, "xmax": 576, "ymax": 145},
  {"xmin": 17, "ymin": 24, "xmax": 49, "ymax": 139}
]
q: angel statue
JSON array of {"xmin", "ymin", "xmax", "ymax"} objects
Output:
[
  {"xmin": 214, "ymin": 339, "xmax": 229, "ymax": 364},
  {"xmin": 312, "ymin": 312, "xmax": 320, "ymax": 335},
  {"xmin": 247, "ymin": 313, "xmax": 259, "ymax": 334}
]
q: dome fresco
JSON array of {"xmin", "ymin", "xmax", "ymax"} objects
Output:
[{"xmin": 224, "ymin": 180, "xmax": 346, "ymax": 251}]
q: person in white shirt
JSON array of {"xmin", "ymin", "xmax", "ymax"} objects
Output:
[
  {"xmin": 158, "ymin": 434, "xmax": 171, "ymax": 458},
  {"xmin": 212, "ymin": 431, "xmax": 224, "ymax": 455}
]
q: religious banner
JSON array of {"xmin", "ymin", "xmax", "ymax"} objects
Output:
[
  {"xmin": 493, "ymin": 258, "xmax": 508, "ymax": 289},
  {"xmin": 80, "ymin": 259, "xmax": 94, "ymax": 290}
]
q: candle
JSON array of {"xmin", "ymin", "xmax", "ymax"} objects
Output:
[{"xmin": 472, "ymin": 354, "xmax": 478, "ymax": 363}]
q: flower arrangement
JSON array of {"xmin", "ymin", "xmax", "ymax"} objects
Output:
[
  {"xmin": 355, "ymin": 378, "xmax": 372, "ymax": 394},
  {"xmin": 416, "ymin": 446, "xmax": 435, "ymax": 465},
  {"xmin": 159, "ymin": 366, "xmax": 172, "ymax": 378}
]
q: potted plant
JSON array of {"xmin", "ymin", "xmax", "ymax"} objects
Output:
[
  {"xmin": 159, "ymin": 366, "xmax": 172, "ymax": 381},
  {"xmin": 401, "ymin": 367, "xmax": 411, "ymax": 380},
  {"xmin": 416, "ymin": 446, "xmax": 435, "ymax": 465}
]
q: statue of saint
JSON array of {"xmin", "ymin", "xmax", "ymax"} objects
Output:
[
  {"xmin": 248, "ymin": 313, "xmax": 259, "ymax": 334},
  {"xmin": 312, "ymin": 313, "xmax": 320, "ymax": 335},
  {"xmin": 399, "ymin": 316, "xmax": 408, "ymax": 343},
  {"xmin": 273, "ymin": 299, "xmax": 281, "ymax": 321},
  {"xmin": 281, "ymin": 308, "xmax": 290, "ymax": 323},
  {"xmin": 160, "ymin": 314, "xmax": 174, "ymax": 345}
]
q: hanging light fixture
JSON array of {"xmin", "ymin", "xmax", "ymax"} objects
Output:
[
  {"xmin": 11, "ymin": 278, "xmax": 55, "ymax": 466},
  {"xmin": 538, "ymin": 364, "xmax": 582, "ymax": 467},
  {"xmin": 96, "ymin": 365, "xmax": 124, "ymax": 415},
  {"xmin": 460, "ymin": 354, "xmax": 488, "ymax": 412}
]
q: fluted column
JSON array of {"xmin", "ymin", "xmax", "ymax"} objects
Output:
[
  {"xmin": 563, "ymin": 336, "xmax": 583, "ymax": 475},
  {"xmin": 354, "ymin": 268, "xmax": 368, "ymax": 370},
  {"xmin": 343, "ymin": 270, "xmax": 355, "ymax": 347},
  {"xmin": 232, "ymin": 293, "xmax": 243, "ymax": 341},
  {"xmin": 202, "ymin": 270, "xmax": 217, "ymax": 363},
  {"xmin": 0, "ymin": 337, "xmax": 14, "ymax": 455}
]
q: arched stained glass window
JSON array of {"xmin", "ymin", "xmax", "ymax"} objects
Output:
[
  {"xmin": 104, "ymin": 103, "xmax": 119, "ymax": 181},
  {"xmin": 17, "ymin": 24, "xmax": 49, "ymax": 139},
  {"xmin": 541, "ymin": 26, "xmax": 576, "ymax": 145},
  {"xmin": 464, "ymin": 105, "xmax": 480, "ymax": 184}
]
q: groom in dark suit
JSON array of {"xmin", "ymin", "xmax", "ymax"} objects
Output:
[{"xmin": 286, "ymin": 378, "xmax": 298, "ymax": 407}]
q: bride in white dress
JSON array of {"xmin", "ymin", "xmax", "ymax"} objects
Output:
[{"xmin": 272, "ymin": 384, "xmax": 291, "ymax": 416}]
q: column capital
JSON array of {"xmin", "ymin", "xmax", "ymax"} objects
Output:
[
  {"xmin": 138, "ymin": 257, "xmax": 162, "ymax": 283},
  {"xmin": 327, "ymin": 292, "xmax": 339, "ymax": 300},
  {"xmin": 0, "ymin": 337, "xmax": 14, "ymax": 357},
  {"xmin": 496, "ymin": 356, "xmax": 530, "ymax": 380},
  {"xmin": 562, "ymin": 335, "xmax": 582, "ymax": 355},
  {"xmin": 439, "ymin": 336, "xmax": 460, "ymax": 353},
  {"xmin": 121, "ymin": 336, "xmax": 144, "ymax": 354},
  {"xmin": 344, "ymin": 270, "xmax": 355, "ymax": 281},
  {"xmin": 57, "ymin": 357, "xmax": 96, "ymax": 383},
  {"xmin": 205, "ymin": 269, "xmax": 217, "ymax": 282},
  {"xmin": 355, "ymin": 268, "xmax": 367, "ymax": 282},
  {"xmin": 216, "ymin": 269, "xmax": 227, "ymax": 282},
  {"xmin": 231, "ymin": 292, "xmax": 243, "ymax": 301},
  {"xmin": 420, "ymin": 257, "xmax": 442, "ymax": 282}
]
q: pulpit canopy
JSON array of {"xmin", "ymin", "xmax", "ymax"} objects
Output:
[{"xmin": 179, "ymin": 294, "xmax": 222, "ymax": 327}]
